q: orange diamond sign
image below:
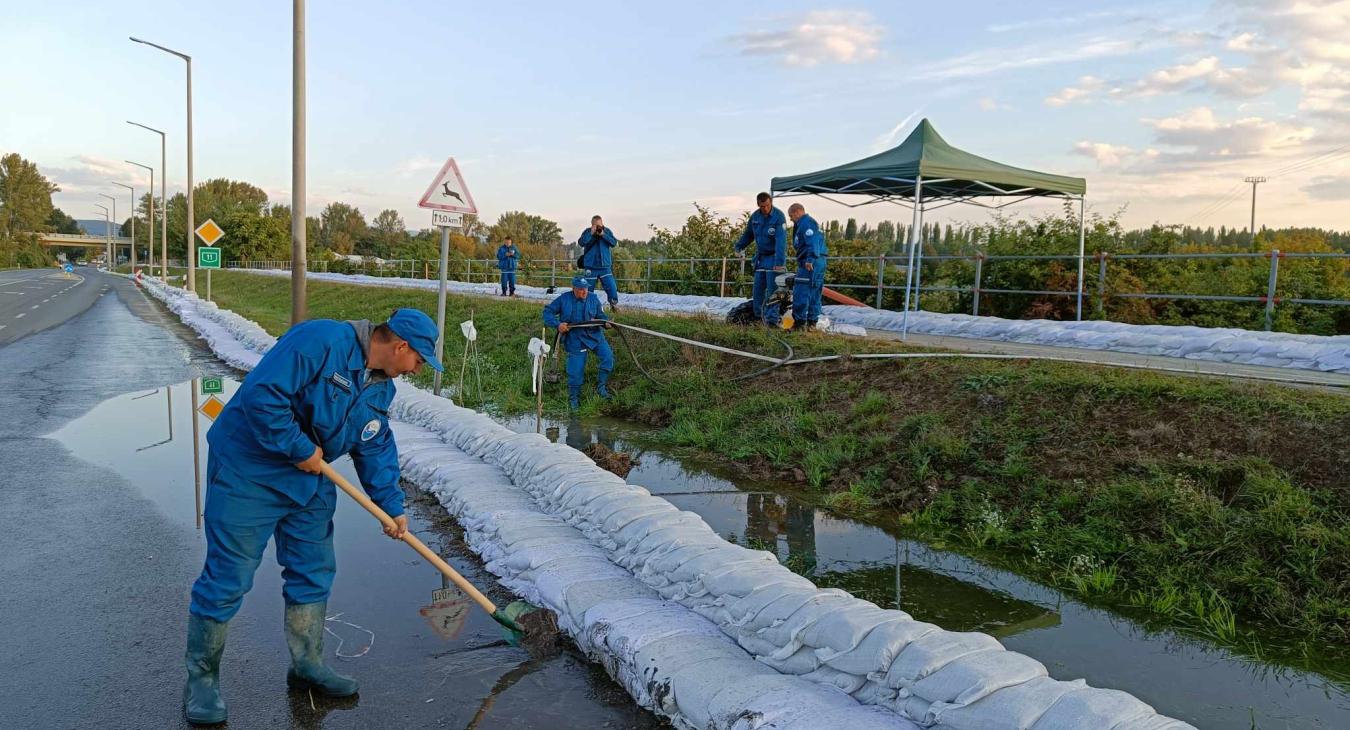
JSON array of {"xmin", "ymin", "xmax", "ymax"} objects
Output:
[
  {"xmin": 198, "ymin": 395, "xmax": 226, "ymax": 421},
  {"xmin": 195, "ymin": 218, "xmax": 225, "ymax": 246}
]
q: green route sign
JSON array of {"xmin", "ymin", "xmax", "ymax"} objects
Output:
[
  {"xmin": 198, "ymin": 247, "xmax": 221, "ymax": 269},
  {"xmin": 201, "ymin": 377, "xmax": 223, "ymax": 395}
]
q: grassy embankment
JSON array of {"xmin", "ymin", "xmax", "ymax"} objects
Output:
[{"xmin": 192, "ymin": 270, "xmax": 1350, "ymax": 666}]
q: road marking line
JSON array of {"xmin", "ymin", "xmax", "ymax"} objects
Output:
[
  {"xmin": 15, "ymin": 313, "xmax": 25, "ymax": 319},
  {"xmin": 30, "ymin": 304, "xmax": 39, "ymax": 309}
]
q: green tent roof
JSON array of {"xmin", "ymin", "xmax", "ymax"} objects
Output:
[{"xmin": 771, "ymin": 119, "xmax": 1086, "ymax": 200}]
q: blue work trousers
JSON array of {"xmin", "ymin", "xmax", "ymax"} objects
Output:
[
  {"xmin": 189, "ymin": 458, "xmax": 337, "ymax": 622},
  {"xmin": 500, "ymin": 272, "xmax": 516, "ymax": 294},
  {"xmin": 587, "ymin": 269, "xmax": 618, "ymax": 305},
  {"xmin": 792, "ymin": 260, "xmax": 827, "ymax": 322},
  {"xmin": 752, "ymin": 269, "xmax": 780, "ymax": 325},
  {"xmin": 565, "ymin": 338, "xmax": 614, "ymax": 388}
]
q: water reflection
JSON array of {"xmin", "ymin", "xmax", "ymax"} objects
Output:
[{"xmin": 514, "ymin": 414, "xmax": 1350, "ymax": 729}]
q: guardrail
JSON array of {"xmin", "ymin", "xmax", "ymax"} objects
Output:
[{"xmin": 227, "ymin": 250, "xmax": 1350, "ymax": 332}]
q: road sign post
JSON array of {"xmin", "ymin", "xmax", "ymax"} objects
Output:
[
  {"xmin": 418, "ymin": 157, "xmax": 477, "ymax": 397},
  {"xmin": 195, "ymin": 219, "xmax": 224, "ymax": 302}
]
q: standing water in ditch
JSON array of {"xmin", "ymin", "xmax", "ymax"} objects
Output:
[{"xmin": 502, "ymin": 414, "xmax": 1350, "ymax": 730}]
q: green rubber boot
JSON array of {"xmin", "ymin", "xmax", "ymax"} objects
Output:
[
  {"xmin": 284, "ymin": 602, "xmax": 358, "ymax": 697},
  {"xmin": 183, "ymin": 614, "xmax": 229, "ymax": 725}
]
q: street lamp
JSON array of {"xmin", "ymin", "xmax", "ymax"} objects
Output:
[
  {"xmin": 127, "ymin": 121, "xmax": 167, "ymax": 280},
  {"xmin": 98, "ymin": 193, "xmax": 117, "ymax": 267},
  {"xmin": 130, "ymin": 37, "xmax": 194, "ymax": 291},
  {"xmin": 112, "ymin": 182, "xmax": 136, "ymax": 271},
  {"xmin": 126, "ymin": 160, "xmax": 155, "ymax": 274},
  {"xmin": 94, "ymin": 204, "xmax": 110, "ymax": 267}
]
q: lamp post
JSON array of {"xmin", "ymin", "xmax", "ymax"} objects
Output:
[
  {"xmin": 126, "ymin": 161, "xmax": 155, "ymax": 274},
  {"xmin": 130, "ymin": 37, "xmax": 194, "ymax": 291},
  {"xmin": 291, "ymin": 0, "xmax": 308, "ymax": 324},
  {"xmin": 127, "ymin": 121, "xmax": 167, "ymax": 280},
  {"xmin": 94, "ymin": 204, "xmax": 110, "ymax": 266},
  {"xmin": 98, "ymin": 193, "xmax": 117, "ymax": 267},
  {"xmin": 112, "ymin": 182, "xmax": 136, "ymax": 272}
]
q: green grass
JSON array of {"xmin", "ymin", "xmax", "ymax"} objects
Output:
[{"xmin": 192, "ymin": 269, "xmax": 1350, "ymax": 664}]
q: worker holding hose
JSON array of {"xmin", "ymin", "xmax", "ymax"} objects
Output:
[
  {"xmin": 788, "ymin": 203, "xmax": 828, "ymax": 330},
  {"xmin": 544, "ymin": 274, "xmax": 614, "ymax": 409},
  {"xmin": 182, "ymin": 309, "xmax": 443, "ymax": 725},
  {"xmin": 734, "ymin": 192, "xmax": 787, "ymax": 326}
]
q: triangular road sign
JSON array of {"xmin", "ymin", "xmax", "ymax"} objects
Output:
[{"xmin": 417, "ymin": 157, "xmax": 478, "ymax": 214}]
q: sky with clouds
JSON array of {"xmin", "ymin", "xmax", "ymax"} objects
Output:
[{"xmin": 3, "ymin": 0, "xmax": 1348, "ymax": 238}]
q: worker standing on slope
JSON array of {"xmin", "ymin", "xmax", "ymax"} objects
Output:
[
  {"xmin": 183, "ymin": 309, "xmax": 442, "ymax": 726},
  {"xmin": 578, "ymin": 215, "xmax": 620, "ymax": 311},
  {"xmin": 788, "ymin": 203, "xmax": 828, "ymax": 331},
  {"xmin": 544, "ymin": 274, "xmax": 614, "ymax": 409},
  {"xmin": 734, "ymin": 192, "xmax": 787, "ymax": 326},
  {"xmin": 497, "ymin": 236, "xmax": 519, "ymax": 296}
]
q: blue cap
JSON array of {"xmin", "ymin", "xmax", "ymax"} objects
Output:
[
  {"xmin": 571, "ymin": 275, "xmax": 590, "ymax": 289},
  {"xmin": 386, "ymin": 308, "xmax": 444, "ymax": 372}
]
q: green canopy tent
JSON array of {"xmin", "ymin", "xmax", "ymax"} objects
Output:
[{"xmin": 771, "ymin": 119, "xmax": 1088, "ymax": 337}]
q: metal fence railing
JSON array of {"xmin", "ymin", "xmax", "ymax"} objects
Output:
[{"xmin": 226, "ymin": 250, "xmax": 1350, "ymax": 332}]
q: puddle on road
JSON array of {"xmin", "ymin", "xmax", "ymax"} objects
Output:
[
  {"xmin": 507, "ymin": 414, "xmax": 1350, "ymax": 730},
  {"xmin": 48, "ymin": 378, "xmax": 664, "ymax": 729}
]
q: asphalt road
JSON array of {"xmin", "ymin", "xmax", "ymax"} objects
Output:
[
  {"xmin": 0, "ymin": 267, "xmax": 107, "ymax": 345},
  {"xmin": 0, "ymin": 271, "xmax": 660, "ymax": 729}
]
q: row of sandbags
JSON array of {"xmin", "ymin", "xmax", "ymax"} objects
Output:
[
  {"xmin": 249, "ymin": 268, "xmax": 1349, "ymax": 373},
  {"xmin": 390, "ymin": 415, "xmax": 914, "ymax": 729},
  {"xmin": 391, "ymin": 383, "xmax": 1193, "ymax": 730}
]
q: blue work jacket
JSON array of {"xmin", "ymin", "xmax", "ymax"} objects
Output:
[
  {"xmin": 206, "ymin": 319, "xmax": 404, "ymax": 517},
  {"xmin": 735, "ymin": 207, "xmax": 787, "ymax": 269},
  {"xmin": 496, "ymin": 244, "xmax": 519, "ymax": 272},
  {"xmin": 542, "ymin": 290, "xmax": 609, "ymax": 353},
  {"xmin": 793, "ymin": 214, "xmax": 828, "ymax": 270},
  {"xmin": 578, "ymin": 227, "xmax": 617, "ymax": 270}
]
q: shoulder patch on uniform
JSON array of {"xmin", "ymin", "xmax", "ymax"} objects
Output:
[
  {"xmin": 361, "ymin": 419, "xmax": 381, "ymax": 441},
  {"xmin": 805, "ymin": 228, "xmax": 815, "ymax": 236},
  {"xmin": 329, "ymin": 372, "xmax": 352, "ymax": 392}
]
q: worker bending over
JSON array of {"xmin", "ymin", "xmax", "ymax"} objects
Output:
[
  {"xmin": 496, "ymin": 236, "xmax": 518, "ymax": 296},
  {"xmin": 578, "ymin": 215, "xmax": 620, "ymax": 310},
  {"xmin": 183, "ymin": 309, "xmax": 442, "ymax": 725},
  {"xmin": 789, "ymin": 203, "xmax": 828, "ymax": 330},
  {"xmin": 544, "ymin": 275, "xmax": 614, "ymax": 409},
  {"xmin": 734, "ymin": 192, "xmax": 787, "ymax": 326}
]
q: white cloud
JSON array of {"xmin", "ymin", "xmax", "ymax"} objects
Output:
[
  {"xmin": 918, "ymin": 36, "xmax": 1143, "ymax": 82},
  {"xmin": 977, "ymin": 97, "xmax": 1011, "ymax": 111},
  {"xmin": 1045, "ymin": 76, "xmax": 1105, "ymax": 106},
  {"xmin": 728, "ymin": 11, "xmax": 883, "ymax": 67},
  {"xmin": 1072, "ymin": 141, "xmax": 1137, "ymax": 168},
  {"xmin": 872, "ymin": 108, "xmax": 922, "ymax": 151},
  {"xmin": 1302, "ymin": 174, "xmax": 1350, "ymax": 200},
  {"xmin": 1142, "ymin": 107, "xmax": 1314, "ymax": 159}
]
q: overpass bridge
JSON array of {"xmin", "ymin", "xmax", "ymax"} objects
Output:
[{"xmin": 36, "ymin": 232, "xmax": 134, "ymax": 249}]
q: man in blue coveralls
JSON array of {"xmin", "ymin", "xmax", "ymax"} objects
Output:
[
  {"xmin": 578, "ymin": 215, "xmax": 620, "ymax": 311},
  {"xmin": 496, "ymin": 236, "xmax": 518, "ymax": 296},
  {"xmin": 183, "ymin": 308, "xmax": 442, "ymax": 725},
  {"xmin": 733, "ymin": 192, "xmax": 787, "ymax": 326},
  {"xmin": 543, "ymin": 275, "xmax": 613, "ymax": 409},
  {"xmin": 788, "ymin": 203, "xmax": 828, "ymax": 331}
]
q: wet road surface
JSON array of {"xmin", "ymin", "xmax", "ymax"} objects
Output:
[
  {"xmin": 0, "ymin": 267, "xmax": 105, "ymax": 345},
  {"xmin": 0, "ymin": 273, "xmax": 662, "ymax": 729}
]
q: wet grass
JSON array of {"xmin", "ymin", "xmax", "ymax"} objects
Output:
[{"xmin": 194, "ymin": 270, "xmax": 1350, "ymax": 668}]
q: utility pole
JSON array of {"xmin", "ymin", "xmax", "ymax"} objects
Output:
[
  {"xmin": 1244, "ymin": 176, "xmax": 1266, "ymax": 248},
  {"xmin": 291, "ymin": 0, "xmax": 308, "ymax": 324}
]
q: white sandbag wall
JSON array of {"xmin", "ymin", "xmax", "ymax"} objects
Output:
[
  {"xmin": 138, "ymin": 276, "xmax": 1193, "ymax": 728},
  {"xmin": 245, "ymin": 268, "xmax": 1350, "ymax": 373}
]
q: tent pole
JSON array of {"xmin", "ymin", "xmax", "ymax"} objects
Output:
[
  {"xmin": 901, "ymin": 177, "xmax": 923, "ymax": 340},
  {"xmin": 1076, "ymin": 196, "xmax": 1086, "ymax": 321}
]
